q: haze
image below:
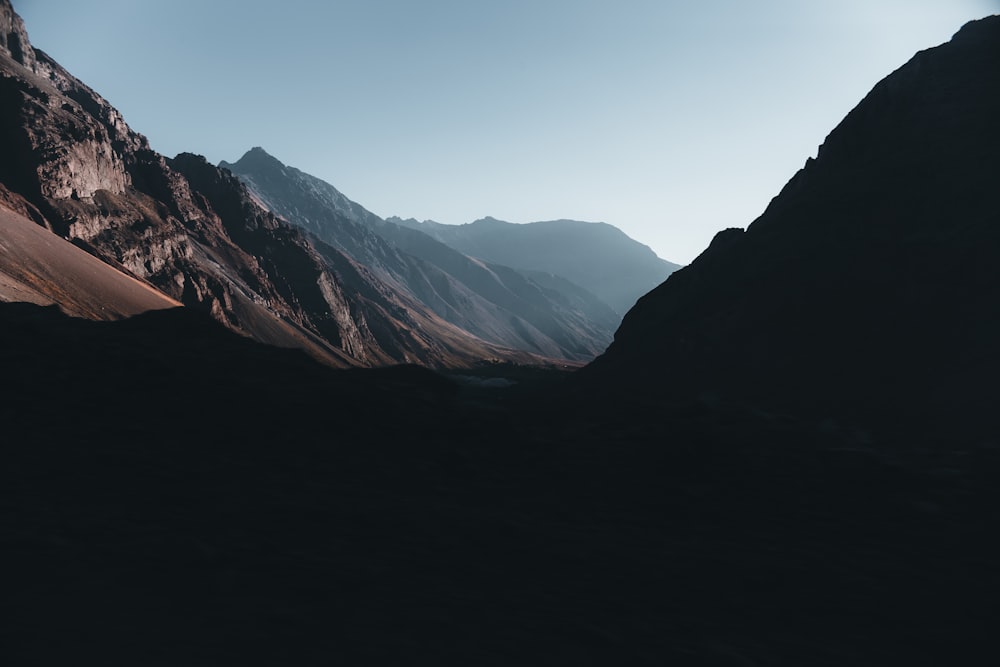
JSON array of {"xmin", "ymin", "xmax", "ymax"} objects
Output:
[{"xmin": 14, "ymin": 0, "xmax": 999, "ymax": 264}]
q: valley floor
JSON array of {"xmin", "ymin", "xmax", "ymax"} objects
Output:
[{"xmin": 2, "ymin": 304, "xmax": 997, "ymax": 666}]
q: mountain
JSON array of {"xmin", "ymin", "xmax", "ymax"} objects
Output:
[
  {"xmin": 392, "ymin": 215, "xmax": 682, "ymax": 316},
  {"xmin": 221, "ymin": 147, "xmax": 618, "ymax": 361},
  {"xmin": 581, "ymin": 15, "xmax": 1000, "ymax": 442},
  {"xmin": 0, "ymin": 1, "xmax": 553, "ymax": 370}
]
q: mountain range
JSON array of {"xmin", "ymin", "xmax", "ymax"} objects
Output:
[
  {"xmin": 3, "ymin": 1, "xmax": 999, "ymax": 663},
  {"xmin": 0, "ymin": 0, "xmax": 671, "ymax": 369},
  {"xmin": 219, "ymin": 147, "xmax": 639, "ymax": 361},
  {"xmin": 391, "ymin": 215, "xmax": 681, "ymax": 316}
]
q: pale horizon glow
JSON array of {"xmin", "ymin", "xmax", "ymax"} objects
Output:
[{"xmin": 13, "ymin": 0, "xmax": 1000, "ymax": 264}]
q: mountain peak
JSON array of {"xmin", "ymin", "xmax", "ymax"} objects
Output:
[
  {"xmin": 245, "ymin": 146, "xmax": 273, "ymax": 159},
  {"xmin": 952, "ymin": 13, "xmax": 1000, "ymax": 43},
  {"xmin": 221, "ymin": 146, "xmax": 283, "ymax": 172},
  {"xmin": 472, "ymin": 216, "xmax": 510, "ymax": 226}
]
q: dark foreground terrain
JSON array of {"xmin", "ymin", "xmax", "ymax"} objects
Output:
[{"xmin": 3, "ymin": 302, "xmax": 997, "ymax": 666}]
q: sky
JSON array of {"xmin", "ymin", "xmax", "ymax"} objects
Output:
[{"xmin": 13, "ymin": 0, "xmax": 1000, "ymax": 265}]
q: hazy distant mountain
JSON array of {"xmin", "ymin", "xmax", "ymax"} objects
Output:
[
  {"xmin": 392, "ymin": 216, "xmax": 682, "ymax": 316},
  {"xmin": 222, "ymin": 148, "xmax": 618, "ymax": 361},
  {"xmin": 582, "ymin": 15, "xmax": 1000, "ymax": 441}
]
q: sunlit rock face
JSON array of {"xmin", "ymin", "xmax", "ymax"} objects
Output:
[
  {"xmin": 582, "ymin": 15, "xmax": 1000, "ymax": 439},
  {"xmin": 1, "ymin": 2, "xmax": 141, "ymax": 202},
  {"xmin": 0, "ymin": 34, "xmax": 303, "ymax": 355}
]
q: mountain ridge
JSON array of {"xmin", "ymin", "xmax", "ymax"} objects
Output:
[
  {"xmin": 392, "ymin": 214, "xmax": 681, "ymax": 315},
  {"xmin": 0, "ymin": 2, "xmax": 563, "ymax": 370},
  {"xmin": 221, "ymin": 147, "xmax": 619, "ymax": 361}
]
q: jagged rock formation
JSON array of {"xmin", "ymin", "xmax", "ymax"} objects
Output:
[
  {"xmin": 393, "ymin": 215, "xmax": 681, "ymax": 316},
  {"xmin": 0, "ymin": 0, "xmax": 550, "ymax": 369},
  {"xmin": 222, "ymin": 148, "xmax": 617, "ymax": 361},
  {"xmin": 582, "ymin": 15, "xmax": 1000, "ymax": 441}
]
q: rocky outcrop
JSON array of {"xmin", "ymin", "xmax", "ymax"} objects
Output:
[
  {"xmin": 0, "ymin": 12, "xmax": 144, "ymax": 209},
  {"xmin": 0, "ymin": 0, "xmax": 36, "ymax": 72},
  {"xmin": 581, "ymin": 15, "xmax": 1000, "ymax": 441}
]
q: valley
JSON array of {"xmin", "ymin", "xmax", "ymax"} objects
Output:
[{"xmin": 1, "ymin": 2, "xmax": 998, "ymax": 664}]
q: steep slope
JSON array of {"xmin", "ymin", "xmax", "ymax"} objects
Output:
[
  {"xmin": 0, "ymin": 203, "xmax": 180, "ymax": 317},
  {"xmin": 222, "ymin": 148, "xmax": 616, "ymax": 361},
  {"xmin": 582, "ymin": 16, "xmax": 1000, "ymax": 440},
  {"xmin": 0, "ymin": 0, "xmax": 531, "ymax": 369},
  {"xmin": 393, "ymin": 215, "xmax": 681, "ymax": 316}
]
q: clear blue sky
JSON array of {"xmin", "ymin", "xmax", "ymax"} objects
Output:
[{"xmin": 14, "ymin": 0, "xmax": 1000, "ymax": 264}]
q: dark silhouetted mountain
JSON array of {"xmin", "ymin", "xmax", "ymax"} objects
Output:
[
  {"xmin": 393, "ymin": 215, "xmax": 681, "ymax": 316},
  {"xmin": 582, "ymin": 15, "xmax": 1000, "ymax": 442},
  {"xmin": 0, "ymin": 1, "xmax": 552, "ymax": 369},
  {"xmin": 221, "ymin": 147, "xmax": 617, "ymax": 361}
]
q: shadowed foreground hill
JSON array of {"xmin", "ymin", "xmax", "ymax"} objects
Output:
[
  {"xmin": 582, "ymin": 15, "xmax": 1000, "ymax": 444},
  {"xmin": 3, "ymin": 301, "xmax": 999, "ymax": 666}
]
